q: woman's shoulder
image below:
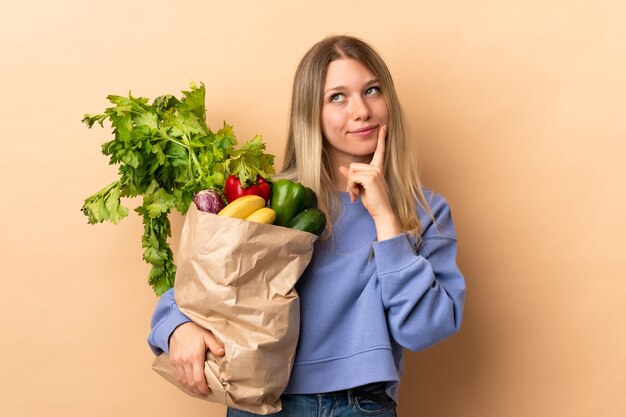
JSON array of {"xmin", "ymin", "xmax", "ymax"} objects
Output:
[
  {"xmin": 417, "ymin": 186, "xmax": 457, "ymax": 240},
  {"xmin": 420, "ymin": 186, "xmax": 449, "ymax": 212}
]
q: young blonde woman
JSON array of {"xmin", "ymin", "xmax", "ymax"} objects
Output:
[{"xmin": 148, "ymin": 35, "xmax": 466, "ymax": 417}]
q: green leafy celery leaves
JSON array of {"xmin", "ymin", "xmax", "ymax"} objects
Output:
[
  {"xmin": 81, "ymin": 83, "xmax": 275, "ymax": 295},
  {"xmin": 223, "ymin": 135, "xmax": 275, "ymax": 187}
]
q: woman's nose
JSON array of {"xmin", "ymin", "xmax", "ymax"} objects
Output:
[{"xmin": 351, "ymin": 97, "xmax": 370, "ymax": 120}]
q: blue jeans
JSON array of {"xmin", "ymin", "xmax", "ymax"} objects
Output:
[{"xmin": 226, "ymin": 383, "xmax": 397, "ymax": 417}]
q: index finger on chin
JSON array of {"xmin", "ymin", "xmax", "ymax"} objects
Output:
[{"xmin": 370, "ymin": 125, "xmax": 386, "ymax": 167}]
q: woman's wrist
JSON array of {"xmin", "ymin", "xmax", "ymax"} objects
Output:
[{"xmin": 373, "ymin": 212, "xmax": 402, "ymax": 241}]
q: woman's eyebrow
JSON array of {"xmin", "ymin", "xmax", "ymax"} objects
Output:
[
  {"xmin": 324, "ymin": 85, "xmax": 347, "ymax": 94},
  {"xmin": 324, "ymin": 79, "xmax": 379, "ymax": 94}
]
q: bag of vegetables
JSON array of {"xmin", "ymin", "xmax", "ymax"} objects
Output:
[
  {"xmin": 152, "ymin": 203, "xmax": 318, "ymax": 414},
  {"xmin": 81, "ymin": 83, "xmax": 323, "ymax": 414}
]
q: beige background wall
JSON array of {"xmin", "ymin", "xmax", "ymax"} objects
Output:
[{"xmin": 1, "ymin": 1, "xmax": 624, "ymax": 416}]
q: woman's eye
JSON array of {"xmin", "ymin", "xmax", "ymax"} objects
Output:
[
  {"xmin": 365, "ymin": 86, "xmax": 381, "ymax": 96},
  {"xmin": 329, "ymin": 93, "xmax": 343, "ymax": 103}
]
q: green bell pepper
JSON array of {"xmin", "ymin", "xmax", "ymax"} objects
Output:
[{"xmin": 270, "ymin": 179, "xmax": 317, "ymax": 226}]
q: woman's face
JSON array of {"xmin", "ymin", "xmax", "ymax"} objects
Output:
[{"xmin": 321, "ymin": 58, "xmax": 388, "ymax": 164}]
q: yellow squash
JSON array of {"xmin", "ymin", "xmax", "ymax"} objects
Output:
[
  {"xmin": 245, "ymin": 207, "xmax": 276, "ymax": 224},
  {"xmin": 217, "ymin": 195, "xmax": 266, "ymax": 219}
]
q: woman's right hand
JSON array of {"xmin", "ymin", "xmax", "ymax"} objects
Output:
[{"xmin": 169, "ymin": 321, "xmax": 225, "ymax": 396}]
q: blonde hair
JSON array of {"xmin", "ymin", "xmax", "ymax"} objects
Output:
[{"xmin": 281, "ymin": 35, "xmax": 431, "ymax": 240}]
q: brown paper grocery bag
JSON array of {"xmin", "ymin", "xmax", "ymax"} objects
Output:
[{"xmin": 152, "ymin": 204, "xmax": 317, "ymax": 414}]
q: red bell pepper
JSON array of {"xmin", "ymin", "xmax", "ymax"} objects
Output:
[{"xmin": 224, "ymin": 175, "xmax": 271, "ymax": 203}]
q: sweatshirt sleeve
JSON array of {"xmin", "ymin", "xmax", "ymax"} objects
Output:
[
  {"xmin": 147, "ymin": 287, "xmax": 192, "ymax": 355},
  {"xmin": 372, "ymin": 193, "xmax": 466, "ymax": 352}
]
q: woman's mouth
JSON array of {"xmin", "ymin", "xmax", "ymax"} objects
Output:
[{"xmin": 349, "ymin": 125, "xmax": 377, "ymax": 137}]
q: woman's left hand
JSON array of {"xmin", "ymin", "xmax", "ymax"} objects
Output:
[{"xmin": 339, "ymin": 126, "xmax": 402, "ymax": 240}]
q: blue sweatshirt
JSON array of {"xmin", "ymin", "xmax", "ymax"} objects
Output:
[{"xmin": 148, "ymin": 189, "xmax": 466, "ymax": 402}]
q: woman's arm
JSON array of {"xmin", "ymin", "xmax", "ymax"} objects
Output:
[
  {"xmin": 147, "ymin": 288, "xmax": 192, "ymax": 355},
  {"xmin": 373, "ymin": 194, "xmax": 466, "ymax": 351}
]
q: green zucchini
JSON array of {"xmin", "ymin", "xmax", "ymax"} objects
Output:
[{"xmin": 286, "ymin": 208, "xmax": 327, "ymax": 236}]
